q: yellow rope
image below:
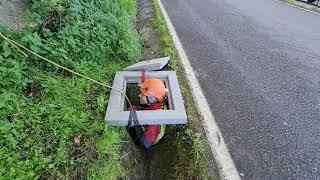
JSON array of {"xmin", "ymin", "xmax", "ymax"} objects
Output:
[
  {"xmin": 0, "ymin": 33, "xmax": 28, "ymax": 57},
  {"xmin": 0, "ymin": 32, "xmax": 132, "ymax": 107}
]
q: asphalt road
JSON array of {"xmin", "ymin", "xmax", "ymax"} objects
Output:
[{"xmin": 161, "ymin": 0, "xmax": 320, "ymax": 179}]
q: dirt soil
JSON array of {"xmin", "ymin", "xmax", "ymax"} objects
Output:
[{"xmin": 0, "ymin": 0, "xmax": 30, "ymax": 31}]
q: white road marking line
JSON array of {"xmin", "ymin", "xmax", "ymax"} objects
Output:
[
  {"xmin": 155, "ymin": 0, "xmax": 241, "ymax": 179},
  {"xmin": 277, "ymin": 0, "xmax": 320, "ymax": 15}
]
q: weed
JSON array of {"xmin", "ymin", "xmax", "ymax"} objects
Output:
[
  {"xmin": 184, "ymin": 129, "xmax": 205, "ymax": 165},
  {"xmin": 0, "ymin": 0, "xmax": 141, "ymax": 178}
]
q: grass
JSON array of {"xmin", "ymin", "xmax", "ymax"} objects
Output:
[
  {"xmin": 151, "ymin": 0, "xmax": 178, "ymax": 70},
  {"xmin": 0, "ymin": 0, "xmax": 141, "ymax": 179},
  {"xmin": 280, "ymin": 0, "xmax": 320, "ymax": 13},
  {"xmin": 150, "ymin": 0, "xmax": 220, "ymax": 178}
]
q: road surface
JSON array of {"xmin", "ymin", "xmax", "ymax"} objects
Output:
[{"xmin": 161, "ymin": 0, "xmax": 320, "ymax": 179}]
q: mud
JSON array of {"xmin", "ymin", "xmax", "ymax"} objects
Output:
[{"xmin": 0, "ymin": 0, "xmax": 30, "ymax": 31}]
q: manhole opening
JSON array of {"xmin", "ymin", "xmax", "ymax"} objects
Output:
[
  {"xmin": 124, "ymin": 81, "xmax": 172, "ymax": 111},
  {"xmin": 105, "ymin": 71, "xmax": 186, "ymax": 126}
]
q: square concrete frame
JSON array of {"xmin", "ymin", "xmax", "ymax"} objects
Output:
[{"xmin": 105, "ymin": 71, "xmax": 187, "ymax": 126}]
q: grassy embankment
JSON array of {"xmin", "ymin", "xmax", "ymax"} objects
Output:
[
  {"xmin": 280, "ymin": 0, "xmax": 320, "ymax": 13},
  {"xmin": 150, "ymin": 0, "xmax": 220, "ymax": 178},
  {"xmin": 0, "ymin": 0, "xmax": 141, "ymax": 179}
]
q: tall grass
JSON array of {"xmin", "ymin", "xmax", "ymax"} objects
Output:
[{"xmin": 0, "ymin": 0, "xmax": 141, "ymax": 178}]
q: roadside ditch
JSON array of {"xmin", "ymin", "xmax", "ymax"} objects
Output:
[
  {"xmin": 0, "ymin": 0, "xmax": 220, "ymax": 178},
  {"xmin": 119, "ymin": 0, "xmax": 220, "ymax": 179}
]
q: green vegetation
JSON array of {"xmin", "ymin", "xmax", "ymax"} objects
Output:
[
  {"xmin": 0, "ymin": 0, "xmax": 141, "ymax": 179},
  {"xmin": 150, "ymin": 0, "xmax": 219, "ymax": 178},
  {"xmin": 280, "ymin": 0, "xmax": 320, "ymax": 13},
  {"xmin": 151, "ymin": 0, "xmax": 178, "ymax": 69}
]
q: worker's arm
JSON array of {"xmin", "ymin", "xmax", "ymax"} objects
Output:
[
  {"xmin": 129, "ymin": 105, "xmax": 145, "ymax": 111},
  {"xmin": 127, "ymin": 126, "xmax": 153, "ymax": 149},
  {"xmin": 127, "ymin": 108, "xmax": 153, "ymax": 149}
]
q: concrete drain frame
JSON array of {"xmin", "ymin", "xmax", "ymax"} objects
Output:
[{"xmin": 105, "ymin": 71, "xmax": 187, "ymax": 126}]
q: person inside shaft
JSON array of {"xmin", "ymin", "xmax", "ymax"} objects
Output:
[{"xmin": 127, "ymin": 79, "xmax": 167, "ymax": 150}]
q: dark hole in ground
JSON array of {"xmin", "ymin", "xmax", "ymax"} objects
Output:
[
  {"xmin": 43, "ymin": 11, "xmax": 64, "ymax": 32},
  {"xmin": 23, "ymin": 81, "xmax": 42, "ymax": 98},
  {"xmin": 38, "ymin": 11, "xmax": 67, "ymax": 37},
  {"xmin": 125, "ymin": 83, "xmax": 170, "ymax": 111}
]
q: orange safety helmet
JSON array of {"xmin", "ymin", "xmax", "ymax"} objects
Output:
[{"xmin": 139, "ymin": 79, "xmax": 166, "ymax": 102}]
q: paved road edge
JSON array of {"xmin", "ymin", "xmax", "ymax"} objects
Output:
[
  {"xmin": 276, "ymin": 0, "xmax": 320, "ymax": 15},
  {"xmin": 155, "ymin": 0, "xmax": 241, "ymax": 179}
]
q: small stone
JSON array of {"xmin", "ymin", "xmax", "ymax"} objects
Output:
[{"xmin": 240, "ymin": 173, "xmax": 244, "ymax": 177}]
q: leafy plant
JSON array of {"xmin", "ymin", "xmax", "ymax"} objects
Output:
[{"xmin": 0, "ymin": 0, "xmax": 141, "ymax": 178}]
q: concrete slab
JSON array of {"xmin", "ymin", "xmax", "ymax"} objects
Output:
[
  {"xmin": 105, "ymin": 71, "xmax": 187, "ymax": 126},
  {"xmin": 123, "ymin": 57, "xmax": 170, "ymax": 71}
]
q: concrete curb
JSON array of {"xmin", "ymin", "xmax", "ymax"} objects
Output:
[
  {"xmin": 155, "ymin": 0, "xmax": 241, "ymax": 179},
  {"xmin": 277, "ymin": 0, "xmax": 320, "ymax": 15}
]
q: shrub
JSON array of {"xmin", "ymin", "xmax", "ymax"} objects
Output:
[{"xmin": 0, "ymin": 0, "xmax": 141, "ymax": 178}]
